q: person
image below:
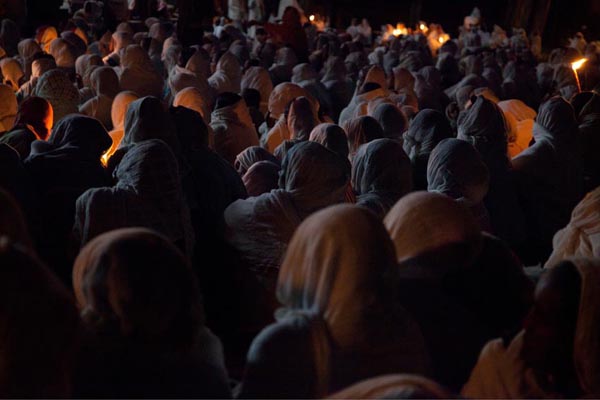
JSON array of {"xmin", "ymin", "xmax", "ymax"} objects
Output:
[
  {"xmin": 342, "ymin": 115, "xmax": 384, "ymax": 160},
  {"xmin": 371, "ymin": 102, "xmax": 408, "ymax": 142},
  {"xmin": 385, "ymin": 192, "xmax": 533, "ymax": 390},
  {"xmin": 403, "ymin": 109, "xmax": 453, "ymax": 190},
  {"xmin": 0, "ymin": 96, "xmax": 53, "ymax": 159},
  {"xmin": 457, "ymin": 95, "xmax": 527, "ymax": 257},
  {"xmin": 72, "ymin": 228, "xmax": 231, "ymax": 398},
  {"xmin": 262, "ymin": 6, "xmax": 308, "ymax": 63},
  {"xmin": 210, "ymin": 92, "xmax": 259, "ymax": 164},
  {"xmin": 73, "ymin": 139, "xmax": 194, "ymax": 258},
  {"xmin": 0, "ymin": 84, "xmax": 18, "ymax": 133},
  {"xmin": 512, "ymin": 97, "xmax": 584, "ymax": 264},
  {"xmin": 79, "ymin": 66, "xmax": 120, "ymax": 130},
  {"xmin": 118, "ymin": 44, "xmax": 163, "ymax": 98},
  {"xmin": 0, "ymin": 238, "xmax": 82, "ymax": 398},
  {"xmin": 238, "ymin": 205, "xmax": 429, "ymax": 398},
  {"xmin": 463, "ymin": 259, "xmax": 600, "ymax": 398},
  {"xmin": 33, "ymin": 69, "xmax": 80, "ymax": 124},
  {"xmin": 103, "ymin": 90, "xmax": 140, "ymax": 163},
  {"xmin": 209, "ymin": 51, "xmax": 242, "ymax": 95},
  {"xmin": 24, "ymin": 115, "xmax": 111, "ymax": 282},
  {"xmin": 234, "ymin": 145, "xmax": 279, "ymax": 176},
  {"xmin": 352, "ymin": 138, "xmax": 412, "ymax": 219},
  {"xmin": 427, "ymin": 138, "xmax": 491, "ymax": 231},
  {"xmin": 224, "ymin": 141, "xmax": 349, "ymax": 288},
  {"xmin": 308, "ymin": 123, "xmax": 349, "ymax": 160}
]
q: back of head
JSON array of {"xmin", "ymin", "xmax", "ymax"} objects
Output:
[
  {"xmin": 111, "ymin": 91, "xmax": 140, "ymax": 131},
  {"xmin": 122, "ymin": 96, "xmax": 178, "ymax": 152},
  {"xmin": 49, "ymin": 114, "xmax": 111, "ymax": 157},
  {"xmin": 279, "ymin": 141, "xmax": 349, "ymax": 213},
  {"xmin": 309, "ymin": 123, "xmax": 349, "ymax": 159},
  {"xmin": 15, "ymin": 96, "xmax": 53, "ymax": 140},
  {"xmin": 384, "ymin": 191, "xmax": 480, "ymax": 262},
  {"xmin": 427, "ymin": 138, "xmax": 489, "ymax": 203},
  {"xmin": 342, "ymin": 115, "xmax": 384, "ymax": 156},
  {"xmin": 214, "ymin": 92, "xmax": 242, "ymax": 110},
  {"xmin": 287, "ymin": 96, "xmax": 317, "ymax": 141},
  {"xmin": 372, "ymin": 103, "xmax": 407, "ymax": 140},
  {"xmin": 536, "ymin": 96, "xmax": 577, "ymax": 139},
  {"xmin": 72, "ymin": 228, "xmax": 203, "ymax": 348},
  {"xmin": 277, "ymin": 205, "xmax": 397, "ymax": 344},
  {"xmin": 404, "ymin": 109, "xmax": 452, "ymax": 159}
]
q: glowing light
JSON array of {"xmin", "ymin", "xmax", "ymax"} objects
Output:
[
  {"xmin": 392, "ymin": 23, "xmax": 408, "ymax": 37},
  {"xmin": 309, "ymin": 14, "xmax": 315, "ymax": 22},
  {"xmin": 571, "ymin": 58, "xmax": 588, "ymax": 71},
  {"xmin": 571, "ymin": 58, "xmax": 587, "ymax": 92}
]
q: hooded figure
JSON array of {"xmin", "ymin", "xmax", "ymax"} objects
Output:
[
  {"xmin": 309, "ymin": 123, "xmax": 349, "ymax": 160},
  {"xmin": 0, "ymin": 240, "xmax": 81, "ymax": 398},
  {"xmin": 0, "ymin": 58, "xmax": 24, "ymax": 91},
  {"xmin": 352, "ymin": 138, "xmax": 412, "ymax": 218},
  {"xmin": 457, "ymin": 96, "xmax": 527, "ymax": 255},
  {"xmin": 238, "ymin": 205, "xmax": 429, "ymax": 398},
  {"xmin": 71, "ymin": 228, "xmax": 231, "ymax": 398},
  {"xmin": 241, "ymin": 66, "xmax": 273, "ymax": 115},
  {"xmin": 242, "ymin": 161, "xmax": 280, "ymax": 197},
  {"xmin": 73, "ymin": 139, "xmax": 194, "ymax": 258},
  {"xmin": 34, "ymin": 69, "xmax": 80, "ymax": 124},
  {"xmin": 79, "ymin": 66, "xmax": 120, "ymax": 130},
  {"xmin": 17, "ymin": 39, "xmax": 42, "ymax": 80},
  {"xmin": 403, "ymin": 109, "xmax": 453, "ymax": 190},
  {"xmin": 234, "ymin": 145, "xmax": 279, "ymax": 176},
  {"xmin": 210, "ymin": 93, "xmax": 259, "ymax": 165},
  {"xmin": 173, "ymin": 87, "xmax": 212, "ymax": 124},
  {"xmin": 208, "ymin": 51, "xmax": 242, "ymax": 95},
  {"xmin": 427, "ymin": 138, "xmax": 491, "ymax": 231},
  {"xmin": 463, "ymin": 259, "xmax": 600, "ymax": 398},
  {"xmin": 24, "ymin": 115, "xmax": 111, "ymax": 282},
  {"xmin": 371, "ymin": 103, "xmax": 407, "ymax": 142},
  {"xmin": 321, "ymin": 56, "xmax": 353, "ymax": 122},
  {"xmin": 342, "ymin": 115, "xmax": 384, "ymax": 160},
  {"xmin": 287, "ymin": 96, "xmax": 318, "ymax": 141},
  {"xmin": 17, "ymin": 55, "xmax": 57, "ymax": 100},
  {"xmin": 224, "ymin": 141, "xmax": 349, "ymax": 285},
  {"xmin": 513, "ymin": 97, "xmax": 584, "ymax": 264},
  {"xmin": 0, "ymin": 96, "xmax": 53, "ymax": 159},
  {"xmin": 291, "ymin": 63, "xmax": 332, "ymax": 117},
  {"xmin": 103, "ymin": 91, "xmax": 140, "ymax": 163},
  {"xmin": 385, "ymin": 192, "xmax": 532, "ymax": 390},
  {"xmin": 118, "ymin": 45, "xmax": 163, "ymax": 98}
]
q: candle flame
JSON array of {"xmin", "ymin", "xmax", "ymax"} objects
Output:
[
  {"xmin": 392, "ymin": 23, "xmax": 408, "ymax": 37},
  {"xmin": 309, "ymin": 14, "xmax": 315, "ymax": 22},
  {"xmin": 571, "ymin": 58, "xmax": 588, "ymax": 70}
]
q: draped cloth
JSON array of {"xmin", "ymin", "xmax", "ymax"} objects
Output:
[
  {"xmin": 457, "ymin": 95, "xmax": 527, "ymax": 252},
  {"xmin": 371, "ymin": 103, "xmax": 407, "ymax": 142},
  {"xmin": 243, "ymin": 160, "xmax": 280, "ymax": 197},
  {"xmin": 73, "ymin": 139, "xmax": 194, "ymax": 257},
  {"xmin": 241, "ymin": 66, "xmax": 273, "ymax": 114},
  {"xmin": 210, "ymin": 98, "xmax": 259, "ymax": 164},
  {"xmin": 79, "ymin": 66, "xmax": 120, "ymax": 130},
  {"xmin": 545, "ymin": 187, "xmax": 600, "ymax": 268},
  {"xmin": 208, "ymin": 51, "xmax": 242, "ymax": 94},
  {"xmin": 173, "ymin": 87, "xmax": 212, "ymax": 124},
  {"xmin": 104, "ymin": 91, "xmax": 140, "ymax": 163},
  {"xmin": 71, "ymin": 227, "xmax": 231, "ymax": 398},
  {"xmin": 234, "ymin": 145, "xmax": 279, "ymax": 176},
  {"xmin": 352, "ymin": 138, "xmax": 412, "ymax": 219},
  {"xmin": 24, "ymin": 115, "xmax": 111, "ymax": 281},
  {"xmin": 0, "ymin": 84, "xmax": 17, "ymax": 132},
  {"xmin": 427, "ymin": 138, "xmax": 491, "ymax": 231},
  {"xmin": 239, "ymin": 205, "xmax": 429, "ymax": 398},
  {"xmin": 497, "ymin": 99, "xmax": 536, "ymax": 158},
  {"xmin": 513, "ymin": 97, "xmax": 584, "ymax": 264},
  {"xmin": 329, "ymin": 374, "xmax": 452, "ymax": 399},
  {"xmin": 0, "ymin": 58, "xmax": 24, "ymax": 91},
  {"xmin": 342, "ymin": 115, "xmax": 384, "ymax": 160},
  {"xmin": 384, "ymin": 191, "xmax": 481, "ymax": 263},
  {"xmin": 118, "ymin": 45, "xmax": 163, "ymax": 98},
  {"xmin": 463, "ymin": 258, "xmax": 600, "ymax": 399},
  {"xmin": 403, "ymin": 109, "xmax": 453, "ymax": 190},
  {"xmin": 309, "ymin": 123, "xmax": 349, "ymax": 159},
  {"xmin": 578, "ymin": 94, "xmax": 600, "ymax": 192},
  {"xmin": 224, "ymin": 141, "xmax": 349, "ymax": 279},
  {"xmin": 34, "ymin": 69, "xmax": 80, "ymax": 124}
]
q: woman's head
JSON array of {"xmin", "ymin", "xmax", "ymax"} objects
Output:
[{"xmin": 73, "ymin": 228, "xmax": 203, "ymax": 348}]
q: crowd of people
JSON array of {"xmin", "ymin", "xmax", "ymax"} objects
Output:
[{"xmin": 0, "ymin": 0, "xmax": 600, "ymax": 397}]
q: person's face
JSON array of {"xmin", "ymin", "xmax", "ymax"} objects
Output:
[{"xmin": 521, "ymin": 269, "xmax": 577, "ymax": 373}]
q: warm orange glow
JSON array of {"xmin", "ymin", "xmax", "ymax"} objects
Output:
[
  {"xmin": 571, "ymin": 58, "xmax": 588, "ymax": 70},
  {"xmin": 309, "ymin": 14, "xmax": 315, "ymax": 22},
  {"xmin": 419, "ymin": 22, "xmax": 428, "ymax": 33},
  {"xmin": 392, "ymin": 23, "xmax": 408, "ymax": 37}
]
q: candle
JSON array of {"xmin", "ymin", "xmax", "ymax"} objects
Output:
[{"xmin": 571, "ymin": 58, "xmax": 588, "ymax": 92}]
